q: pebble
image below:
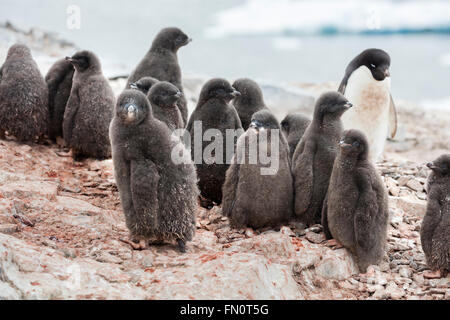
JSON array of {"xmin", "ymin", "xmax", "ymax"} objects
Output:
[
  {"xmin": 0, "ymin": 224, "xmax": 19, "ymax": 234},
  {"xmin": 397, "ymin": 176, "xmax": 411, "ymax": 186},
  {"xmin": 372, "ymin": 288, "xmax": 388, "ymax": 299},
  {"xmin": 406, "ymin": 179, "xmax": 423, "ymax": 192},
  {"xmin": 398, "ymin": 266, "xmax": 413, "ymax": 278},
  {"xmin": 386, "ymin": 282, "xmax": 405, "ymax": 299},
  {"xmin": 416, "ymin": 192, "xmax": 427, "ymax": 200},
  {"xmin": 305, "ymin": 231, "xmax": 325, "ymax": 244},
  {"xmin": 94, "ymin": 251, "xmax": 123, "ymax": 264}
]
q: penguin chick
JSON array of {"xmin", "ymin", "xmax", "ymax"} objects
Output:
[
  {"xmin": 45, "ymin": 58, "xmax": 74, "ymax": 142},
  {"xmin": 186, "ymin": 78, "xmax": 243, "ymax": 207},
  {"xmin": 232, "ymin": 78, "xmax": 268, "ymax": 131},
  {"xmin": 126, "ymin": 27, "xmax": 191, "ymax": 124},
  {"xmin": 110, "ymin": 89, "xmax": 198, "ymax": 252},
  {"xmin": 64, "ymin": 50, "xmax": 115, "ymax": 160},
  {"xmin": 0, "ymin": 44, "xmax": 48, "ymax": 142},
  {"xmin": 323, "ymin": 129, "xmax": 389, "ymax": 272},
  {"xmin": 148, "ymin": 81, "xmax": 184, "ymax": 131},
  {"xmin": 339, "ymin": 48, "xmax": 397, "ymax": 163},
  {"xmin": 292, "ymin": 91, "xmax": 352, "ymax": 225},
  {"xmin": 420, "ymin": 154, "xmax": 450, "ymax": 277},
  {"xmin": 222, "ymin": 109, "xmax": 293, "ymax": 229},
  {"xmin": 281, "ymin": 113, "xmax": 311, "ymax": 160}
]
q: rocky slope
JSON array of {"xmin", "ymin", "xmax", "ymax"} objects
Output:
[
  {"xmin": 0, "ymin": 137, "xmax": 449, "ymax": 300},
  {"xmin": 0, "ymin": 22, "xmax": 449, "ymax": 300}
]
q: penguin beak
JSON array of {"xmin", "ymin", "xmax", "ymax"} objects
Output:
[
  {"xmin": 127, "ymin": 104, "xmax": 137, "ymax": 119},
  {"xmin": 384, "ymin": 69, "xmax": 390, "ymax": 78},
  {"xmin": 249, "ymin": 120, "xmax": 259, "ymax": 132},
  {"xmin": 174, "ymin": 92, "xmax": 183, "ymax": 99},
  {"xmin": 427, "ymin": 162, "xmax": 437, "ymax": 170},
  {"xmin": 187, "ymin": 38, "xmax": 193, "ymax": 43},
  {"xmin": 65, "ymin": 57, "xmax": 75, "ymax": 63},
  {"xmin": 339, "ymin": 140, "xmax": 352, "ymax": 149},
  {"xmin": 130, "ymin": 83, "xmax": 138, "ymax": 90},
  {"xmin": 231, "ymin": 89, "xmax": 241, "ymax": 98},
  {"xmin": 344, "ymin": 102, "xmax": 353, "ymax": 109}
]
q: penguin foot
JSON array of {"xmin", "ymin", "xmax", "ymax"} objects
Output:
[
  {"xmin": 120, "ymin": 238, "xmax": 147, "ymax": 250},
  {"xmin": 148, "ymin": 239, "xmax": 165, "ymax": 246},
  {"xmin": 324, "ymin": 239, "xmax": 343, "ymax": 250},
  {"xmin": 177, "ymin": 239, "xmax": 186, "ymax": 253},
  {"xmin": 198, "ymin": 196, "xmax": 214, "ymax": 210},
  {"xmin": 423, "ymin": 269, "xmax": 443, "ymax": 279}
]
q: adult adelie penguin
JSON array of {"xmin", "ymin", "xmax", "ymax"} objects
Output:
[
  {"xmin": 186, "ymin": 78, "xmax": 243, "ymax": 208},
  {"xmin": 222, "ymin": 109, "xmax": 293, "ymax": 229},
  {"xmin": 45, "ymin": 58, "xmax": 74, "ymax": 142},
  {"xmin": 338, "ymin": 48, "xmax": 397, "ymax": 162},
  {"xmin": 323, "ymin": 130, "xmax": 389, "ymax": 272},
  {"xmin": 281, "ymin": 113, "xmax": 311, "ymax": 160},
  {"xmin": 126, "ymin": 27, "xmax": 190, "ymax": 124},
  {"xmin": 0, "ymin": 44, "xmax": 49, "ymax": 142},
  {"xmin": 232, "ymin": 78, "xmax": 268, "ymax": 130},
  {"xmin": 110, "ymin": 90, "xmax": 198, "ymax": 252},
  {"xmin": 292, "ymin": 91, "xmax": 352, "ymax": 226},
  {"xmin": 64, "ymin": 50, "xmax": 115, "ymax": 159},
  {"xmin": 420, "ymin": 154, "xmax": 450, "ymax": 278}
]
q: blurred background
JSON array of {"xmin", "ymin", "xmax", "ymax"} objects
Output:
[{"xmin": 0, "ymin": 0, "xmax": 449, "ymax": 107}]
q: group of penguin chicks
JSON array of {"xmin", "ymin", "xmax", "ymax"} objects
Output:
[{"xmin": 0, "ymin": 27, "xmax": 448, "ymax": 278}]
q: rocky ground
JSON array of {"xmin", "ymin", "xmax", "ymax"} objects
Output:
[{"xmin": 0, "ymin": 22, "xmax": 449, "ymax": 300}]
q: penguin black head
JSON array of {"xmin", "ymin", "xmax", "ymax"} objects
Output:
[
  {"xmin": 148, "ymin": 81, "xmax": 182, "ymax": 108},
  {"xmin": 353, "ymin": 48, "xmax": 391, "ymax": 81},
  {"xmin": 7, "ymin": 43, "xmax": 31, "ymax": 58},
  {"xmin": 249, "ymin": 109, "xmax": 279, "ymax": 132},
  {"xmin": 339, "ymin": 129, "xmax": 369, "ymax": 160},
  {"xmin": 66, "ymin": 50, "xmax": 101, "ymax": 73},
  {"xmin": 281, "ymin": 113, "xmax": 310, "ymax": 136},
  {"xmin": 232, "ymin": 78, "xmax": 264, "ymax": 105},
  {"xmin": 116, "ymin": 89, "xmax": 151, "ymax": 125},
  {"xmin": 314, "ymin": 91, "xmax": 352, "ymax": 124},
  {"xmin": 427, "ymin": 154, "xmax": 450, "ymax": 177},
  {"xmin": 151, "ymin": 27, "xmax": 192, "ymax": 52},
  {"xmin": 198, "ymin": 78, "xmax": 241, "ymax": 104},
  {"xmin": 130, "ymin": 77, "xmax": 160, "ymax": 95}
]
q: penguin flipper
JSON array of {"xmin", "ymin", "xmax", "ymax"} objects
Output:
[
  {"xmin": 420, "ymin": 191, "xmax": 442, "ymax": 260},
  {"xmin": 321, "ymin": 192, "xmax": 332, "ymax": 240},
  {"xmin": 221, "ymin": 155, "xmax": 240, "ymax": 218},
  {"xmin": 63, "ymin": 88, "xmax": 80, "ymax": 143},
  {"xmin": 293, "ymin": 140, "xmax": 315, "ymax": 217},
  {"xmin": 130, "ymin": 159, "xmax": 159, "ymax": 227},
  {"xmin": 45, "ymin": 60, "xmax": 73, "ymax": 100},
  {"xmin": 388, "ymin": 94, "xmax": 397, "ymax": 139},
  {"xmin": 353, "ymin": 168, "xmax": 380, "ymax": 271},
  {"xmin": 338, "ymin": 80, "xmax": 346, "ymax": 95}
]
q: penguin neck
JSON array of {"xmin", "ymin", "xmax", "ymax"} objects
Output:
[
  {"xmin": 337, "ymin": 154, "xmax": 358, "ymax": 170},
  {"xmin": 149, "ymin": 45, "xmax": 177, "ymax": 56},
  {"xmin": 74, "ymin": 66, "xmax": 101, "ymax": 79},
  {"xmin": 313, "ymin": 116, "xmax": 343, "ymax": 135},
  {"xmin": 197, "ymin": 97, "xmax": 229, "ymax": 109},
  {"xmin": 235, "ymin": 95, "xmax": 264, "ymax": 109},
  {"xmin": 344, "ymin": 66, "xmax": 391, "ymax": 110}
]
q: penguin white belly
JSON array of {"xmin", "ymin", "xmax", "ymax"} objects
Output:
[{"xmin": 341, "ymin": 66, "xmax": 391, "ymax": 162}]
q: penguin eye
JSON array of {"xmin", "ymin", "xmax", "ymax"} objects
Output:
[{"xmin": 352, "ymin": 141, "xmax": 360, "ymax": 147}]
